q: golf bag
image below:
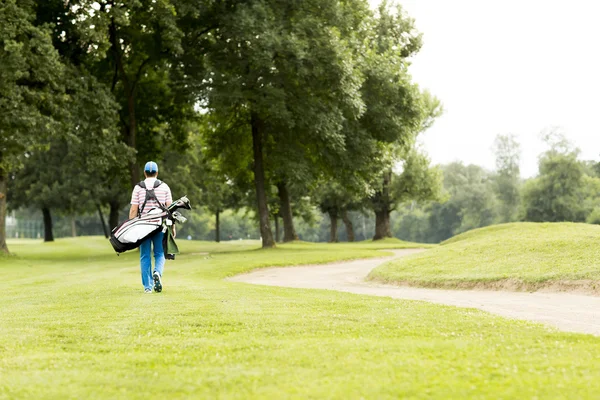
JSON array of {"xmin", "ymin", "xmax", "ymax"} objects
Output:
[{"xmin": 109, "ymin": 195, "xmax": 192, "ymax": 255}]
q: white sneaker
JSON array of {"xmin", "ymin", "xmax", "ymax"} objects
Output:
[{"xmin": 144, "ymin": 288, "xmax": 152, "ymax": 293}]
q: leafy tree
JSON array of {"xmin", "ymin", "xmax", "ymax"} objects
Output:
[
  {"xmin": 392, "ymin": 205, "xmax": 432, "ymax": 243},
  {"xmin": 73, "ymin": 0, "xmax": 195, "ymax": 184},
  {"xmin": 0, "ymin": 0, "xmax": 66, "ymax": 252},
  {"xmin": 34, "ymin": 0, "xmax": 198, "ymax": 231},
  {"xmin": 274, "ymin": 182, "xmax": 299, "ymax": 243},
  {"xmin": 521, "ymin": 129, "xmax": 590, "ymax": 223},
  {"xmin": 315, "ymin": 183, "xmax": 350, "ymax": 243},
  {"xmin": 398, "ymin": 163, "xmax": 498, "ymax": 243},
  {"xmin": 312, "ymin": 158, "xmax": 373, "ymax": 243},
  {"xmin": 161, "ymin": 122, "xmax": 251, "ymax": 243},
  {"xmin": 198, "ymin": 0, "xmax": 369, "ymax": 248},
  {"xmin": 582, "ymin": 174, "xmax": 600, "ymax": 224},
  {"xmin": 271, "ymin": 182, "xmax": 316, "ymax": 242},
  {"xmin": 9, "ymin": 68, "xmax": 126, "ymax": 241},
  {"xmin": 347, "ymin": 3, "xmax": 442, "ymax": 240},
  {"xmin": 521, "ymin": 152, "xmax": 588, "ymax": 222},
  {"xmin": 371, "ymin": 149, "xmax": 443, "ymax": 239},
  {"xmin": 492, "ymin": 134, "xmax": 521, "ymax": 222},
  {"xmin": 443, "ymin": 163, "xmax": 497, "ymax": 232},
  {"xmin": 202, "ymin": 167, "xmax": 239, "ymax": 243}
]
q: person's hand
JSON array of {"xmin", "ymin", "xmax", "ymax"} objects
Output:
[{"xmin": 173, "ymin": 225, "xmax": 177, "ymax": 238}]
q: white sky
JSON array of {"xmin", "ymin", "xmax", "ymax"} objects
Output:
[{"xmin": 370, "ymin": 0, "xmax": 600, "ymax": 177}]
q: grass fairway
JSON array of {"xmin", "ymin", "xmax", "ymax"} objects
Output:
[
  {"xmin": 2, "ymin": 236, "xmax": 600, "ymax": 399},
  {"xmin": 370, "ymin": 222, "xmax": 600, "ymax": 290}
]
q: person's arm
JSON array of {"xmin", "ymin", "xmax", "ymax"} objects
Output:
[
  {"xmin": 129, "ymin": 186, "xmax": 140, "ymax": 219},
  {"xmin": 165, "ymin": 185, "xmax": 173, "ymax": 208},
  {"xmin": 129, "ymin": 204, "xmax": 139, "ymax": 219}
]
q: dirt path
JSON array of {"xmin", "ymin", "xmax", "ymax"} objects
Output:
[{"xmin": 228, "ymin": 249, "xmax": 600, "ymax": 336}]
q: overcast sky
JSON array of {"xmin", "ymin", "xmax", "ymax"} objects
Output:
[{"xmin": 369, "ymin": 0, "xmax": 600, "ymax": 177}]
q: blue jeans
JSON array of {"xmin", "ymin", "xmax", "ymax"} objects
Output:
[{"xmin": 140, "ymin": 230, "xmax": 165, "ymax": 290}]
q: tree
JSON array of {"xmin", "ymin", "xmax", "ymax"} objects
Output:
[
  {"xmin": 198, "ymin": 0, "xmax": 369, "ymax": 248},
  {"xmin": 35, "ymin": 0, "xmax": 198, "ymax": 233},
  {"xmin": 371, "ymin": 149, "xmax": 443, "ymax": 240},
  {"xmin": 69, "ymin": 0, "xmax": 196, "ymax": 185},
  {"xmin": 196, "ymin": 160, "xmax": 241, "ymax": 244},
  {"xmin": 0, "ymin": 0, "xmax": 66, "ymax": 252},
  {"xmin": 9, "ymin": 67, "xmax": 126, "ymax": 242},
  {"xmin": 275, "ymin": 182, "xmax": 298, "ymax": 242},
  {"xmin": 161, "ymin": 121, "xmax": 250, "ymax": 243},
  {"xmin": 492, "ymin": 134, "xmax": 521, "ymax": 222},
  {"xmin": 346, "ymin": 3, "xmax": 442, "ymax": 240},
  {"xmin": 522, "ymin": 152, "xmax": 587, "ymax": 222},
  {"xmin": 521, "ymin": 129, "xmax": 589, "ymax": 223},
  {"xmin": 444, "ymin": 163, "xmax": 496, "ymax": 232},
  {"xmin": 394, "ymin": 162, "xmax": 498, "ymax": 243},
  {"xmin": 392, "ymin": 205, "xmax": 432, "ymax": 243},
  {"xmin": 315, "ymin": 183, "xmax": 353, "ymax": 243},
  {"xmin": 367, "ymin": 87, "xmax": 444, "ymax": 241}
]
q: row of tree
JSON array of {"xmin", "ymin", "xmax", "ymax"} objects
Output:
[
  {"xmin": 151, "ymin": 128, "xmax": 600, "ymax": 244},
  {"xmin": 2, "ymin": 0, "xmax": 444, "ymax": 252},
  {"xmin": 11, "ymin": 127, "xmax": 599, "ymax": 245},
  {"xmin": 394, "ymin": 129, "xmax": 600, "ymax": 243}
]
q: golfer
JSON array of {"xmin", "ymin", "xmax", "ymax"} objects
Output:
[{"xmin": 129, "ymin": 161, "xmax": 174, "ymax": 293}]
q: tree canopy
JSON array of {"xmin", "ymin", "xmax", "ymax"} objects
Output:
[{"xmin": 4, "ymin": 0, "xmax": 449, "ymax": 251}]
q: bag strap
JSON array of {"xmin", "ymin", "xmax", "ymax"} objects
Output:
[{"xmin": 138, "ymin": 180, "xmax": 164, "ymax": 216}]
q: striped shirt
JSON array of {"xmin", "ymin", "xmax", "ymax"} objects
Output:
[{"xmin": 130, "ymin": 178, "xmax": 173, "ymax": 215}]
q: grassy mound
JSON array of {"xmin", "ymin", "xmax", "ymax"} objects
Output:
[
  {"xmin": 370, "ymin": 222, "xmax": 600, "ymax": 290},
  {"xmin": 3, "ymin": 237, "xmax": 600, "ymax": 398}
]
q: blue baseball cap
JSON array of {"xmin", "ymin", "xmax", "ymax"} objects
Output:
[{"xmin": 144, "ymin": 161, "xmax": 158, "ymax": 173}]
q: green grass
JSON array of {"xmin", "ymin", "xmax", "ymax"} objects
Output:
[
  {"xmin": 370, "ymin": 222, "xmax": 600, "ymax": 289},
  {"xmin": 2, "ymin": 236, "xmax": 600, "ymax": 399}
]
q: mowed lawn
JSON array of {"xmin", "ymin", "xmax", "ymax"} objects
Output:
[
  {"xmin": 2, "ymin": 237, "xmax": 600, "ymax": 399},
  {"xmin": 370, "ymin": 222, "xmax": 600, "ymax": 288}
]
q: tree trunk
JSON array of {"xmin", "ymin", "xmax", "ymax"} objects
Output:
[
  {"xmin": 277, "ymin": 181, "xmax": 298, "ymax": 242},
  {"xmin": 109, "ymin": 200, "xmax": 121, "ymax": 230},
  {"xmin": 0, "ymin": 169, "xmax": 9, "ymax": 253},
  {"xmin": 111, "ymin": 18, "xmax": 139, "ymax": 188},
  {"xmin": 71, "ymin": 216, "xmax": 77, "ymax": 237},
  {"xmin": 42, "ymin": 207, "xmax": 54, "ymax": 242},
  {"xmin": 373, "ymin": 209, "xmax": 392, "ymax": 240},
  {"xmin": 127, "ymin": 92, "xmax": 139, "ymax": 187},
  {"xmin": 372, "ymin": 170, "xmax": 393, "ymax": 241},
  {"xmin": 274, "ymin": 215, "xmax": 280, "ymax": 243},
  {"xmin": 251, "ymin": 112, "xmax": 275, "ymax": 248},
  {"xmin": 215, "ymin": 210, "xmax": 220, "ymax": 243},
  {"xmin": 341, "ymin": 210, "xmax": 355, "ymax": 242},
  {"xmin": 97, "ymin": 204, "xmax": 109, "ymax": 238},
  {"xmin": 328, "ymin": 210, "xmax": 339, "ymax": 243}
]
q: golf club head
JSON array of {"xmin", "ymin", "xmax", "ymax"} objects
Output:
[
  {"xmin": 172, "ymin": 211, "xmax": 188, "ymax": 224},
  {"xmin": 169, "ymin": 196, "xmax": 192, "ymax": 211}
]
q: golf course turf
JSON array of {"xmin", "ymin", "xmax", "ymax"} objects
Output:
[
  {"xmin": 370, "ymin": 222, "xmax": 600, "ymax": 291},
  {"xmin": 2, "ymin": 236, "xmax": 600, "ymax": 399}
]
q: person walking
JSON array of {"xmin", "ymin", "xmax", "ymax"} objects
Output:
[{"xmin": 129, "ymin": 161, "xmax": 175, "ymax": 293}]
